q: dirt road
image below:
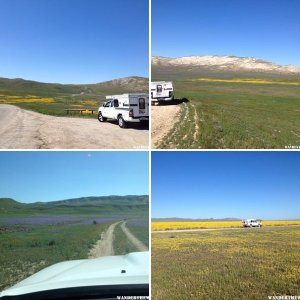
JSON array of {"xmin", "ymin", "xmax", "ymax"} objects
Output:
[
  {"xmin": 88, "ymin": 221, "xmax": 148, "ymax": 258},
  {"xmin": 152, "ymin": 225, "xmax": 300, "ymax": 234},
  {"xmin": 151, "ymin": 104, "xmax": 181, "ymax": 148},
  {"xmin": 121, "ymin": 221, "xmax": 148, "ymax": 251},
  {"xmin": 88, "ymin": 221, "xmax": 122, "ymax": 258},
  {"xmin": 0, "ymin": 104, "xmax": 148, "ymax": 149}
]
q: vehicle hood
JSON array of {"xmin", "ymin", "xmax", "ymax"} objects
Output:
[{"xmin": 0, "ymin": 251, "xmax": 148, "ymax": 298}]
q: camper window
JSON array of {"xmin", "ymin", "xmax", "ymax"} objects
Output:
[
  {"xmin": 139, "ymin": 98, "xmax": 146, "ymax": 109},
  {"xmin": 113, "ymin": 99, "xmax": 119, "ymax": 107},
  {"xmin": 157, "ymin": 85, "xmax": 162, "ymax": 93}
]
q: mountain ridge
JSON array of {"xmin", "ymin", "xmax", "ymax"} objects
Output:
[
  {"xmin": 0, "ymin": 195, "xmax": 148, "ymax": 206},
  {"xmin": 0, "ymin": 76, "xmax": 148, "ymax": 97},
  {"xmin": 152, "ymin": 55, "xmax": 300, "ymax": 75}
]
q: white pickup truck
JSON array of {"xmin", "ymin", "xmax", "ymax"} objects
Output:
[{"xmin": 98, "ymin": 93, "xmax": 149, "ymax": 128}]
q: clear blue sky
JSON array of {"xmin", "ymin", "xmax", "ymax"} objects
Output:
[
  {"xmin": 152, "ymin": 151, "xmax": 300, "ymax": 220},
  {"xmin": 152, "ymin": 0, "xmax": 300, "ymax": 67},
  {"xmin": 0, "ymin": 151, "xmax": 149, "ymax": 203},
  {"xmin": 0, "ymin": 0, "xmax": 149, "ymax": 84}
]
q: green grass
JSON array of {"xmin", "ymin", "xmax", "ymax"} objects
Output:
[
  {"xmin": 154, "ymin": 78, "xmax": 300, "ymax": 149},
  {"xmin": 113, "ymin": 220, "xmax": 149, "ymax": 255},
  {"xmin": 127, "ymin": 223, "xmax": 149, "ymax": 247},
  {"xmin": 113, "ymin": 223, "xmax": 139, "ymax": 255},
  {"xmin": 152, "ymin": 226, "xmax": 300, "ymax": 299},
  {"xmin": 0, "ymin": 222, "xmax": 111, "ymax": 291}
]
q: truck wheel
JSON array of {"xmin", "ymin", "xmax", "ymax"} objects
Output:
[
  {"xmin": 118, "ymin": 116, "xmax": 126, "ymax": 128},
  {"xmin": 98, "ymin": 112, "xmax": 106, "ymax": 122}
]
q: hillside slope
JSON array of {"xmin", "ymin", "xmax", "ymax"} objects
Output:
[
  {"xmin": 0, "ymin": 196, "xmax": 149, "ymax": 216},
  {"xmin": 0, "ymin": 76, "xmax": 148, "ymax": 97},
  {"xmin": 152, "ymin": 55, "xmax": 300, "ymax": 79}
]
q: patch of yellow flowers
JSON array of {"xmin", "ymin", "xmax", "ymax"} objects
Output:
[
  {"xmin": 193, "ymin": 78, "xmax": 300, "ymax": 86},
  {"xmin": 152, "ymin": 220, "xmax": 300, "ymax": 231}
]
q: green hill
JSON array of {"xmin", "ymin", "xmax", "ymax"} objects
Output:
[
  {"xmin": 0, "ymin": 195, "xmax": 149, "ymax": 217},
  {"xmin": 0, "ymin": 76, "xmax": 148, "ymax": 116},
  {"xmin": 0, "ymin": 76, "xmax": 148, "ymax": 97}
]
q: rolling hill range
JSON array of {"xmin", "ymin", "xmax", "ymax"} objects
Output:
[
  {"xmin": 152, "ymin": 55, "xmax": 300, "ymax": 79},
  {"xmin": 0, "ymin": 76, "xmax": 148, "ymax": 116},
  {"xmin": 0, "ymin": 76, "xmax": 148, "ymax": 97},
  {"xmin": 0, "ymin": 196, "xmax": 149, "ymax": 217}
]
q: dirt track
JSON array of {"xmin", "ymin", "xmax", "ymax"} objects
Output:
[
  {"xmin": 88, "ymin": 221, "xmax": 122, "ymax": 258},
  {"xmin": 88, "ymin": 221, "xmax": 147, "ymax": 258},
  {"xmin": 151, "ymin": 104, "xmax": 181, "ymax": 148},
  {"xmin": 0, "ymin": 104, "xmax": 148, "ymax": 149},
  {"xmin": 121, "ymin": 221, "xmax": 148, "ymax": 251}
]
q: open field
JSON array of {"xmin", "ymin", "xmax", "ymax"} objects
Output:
[
  {"xmin": 0, "ymin": 222, "xmax": 111, "ymax": 291},
  {"xmin": 152, "ymin": 220, "xmax": 300, "ymax": 231},
  {"xmin": 152, "ymin": 76, "xmax": 300, "ymax": 149},
  {"xmin": 152, "ymin": 226, "xmax": 300, "ymax": 299}
]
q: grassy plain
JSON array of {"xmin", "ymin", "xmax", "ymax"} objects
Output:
[
  {"xmin": 152, "ymin": 220, "xmax": 300, "ymax": 231},
  {"xmin": 0, "ymin": 222, "xmax": 111, "ymax": 291},
  {"xmin": 152, "ymin": 226, "xmax": 300, "ymax": 299},
  {"xmin": 153, "ymin": 76, "xmax": 300, "ymax": 149}
]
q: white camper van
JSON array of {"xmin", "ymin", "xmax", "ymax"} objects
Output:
[
  {"xmin": 151, "ymin": 81, "xmax": 174, "ymax": 105},
  {"xmin": 242, "ymin": 219, "xmax": 262, "ymax": 227},
  {"xmin": 98, "ymin": 93, "xmax": 149, "ymax": 128}
]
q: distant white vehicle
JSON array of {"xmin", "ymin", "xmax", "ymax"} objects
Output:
[
  {"xmin": 98, "ymin": 93, "xmax": 149, "ymax": 128},
  {"xmin": 0, "ymin": 252, "xmax": 149, "ymax": 299},
  {"xmin": 151, "ymin": 81, "xmax": 174, "ymax": 105},
  {"xmin": 242, "ymin": 219, "xmax": 262, "ymax": 227}
]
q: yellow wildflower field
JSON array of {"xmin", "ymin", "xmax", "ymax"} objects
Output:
[
  {"xmin": 193, "ymin": 77, "xmax": 300, "ymax": 85},
  {"xmin": 152, "ymin": 226, "xmax": 300, "ymax": 299},
  {"xmin": 0, "ymin": 96, "xmax": 55, "ymax": 104},
  {"xmin": 152, "ymin": 220, "xmax": 300, "ymax": 231}
]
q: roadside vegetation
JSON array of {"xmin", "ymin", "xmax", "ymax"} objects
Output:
[
  {"xmin": 0, "ymin": 222, "xmax": 111, "ymax": 291},
  {"xmin": 154, "ymin": 77, "xmax": 300, "ymax": 149},
  {"xmin": 113, "ymin": 219, "xmax": 149, "ymax": 255},
  {"xmin": 0, "ymin": 94, "xmax": 99, "ymax": 118},
  {"xmin": 152, "ymin": 226, "xmax": 300, "ymax": 299},
  {"xmin": 152, "ymin": 220, "xmax": 300, "ymax": 231}
]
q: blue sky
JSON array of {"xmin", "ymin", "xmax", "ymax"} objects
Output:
[
  {"xmin": 0, "ymin": 0, "xmax": 148, "ymax": 84},
  {"xmin": 0, "ymin": 151, "xmax": 149, "ymax": 203},
  {"xmin": 152, "ymin": 0, "xmax": 300, "ymax": 67},
  {"xmin": 152, "ymin": 151, "xmax": 300, "ymax": 220}
]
